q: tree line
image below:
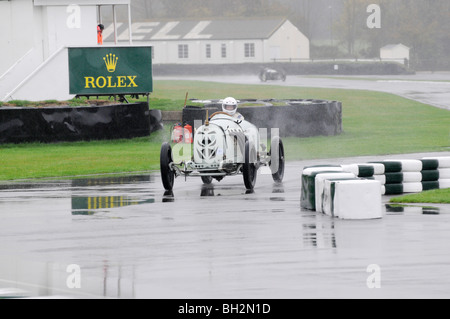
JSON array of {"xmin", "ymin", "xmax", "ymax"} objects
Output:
[
  {"xmin": 116, "ymin": 0, "xmax": 450, "ymax": 70},
  {"xmin": 334, "ymin": 0, "xmax": 450, "ymax": 70}
]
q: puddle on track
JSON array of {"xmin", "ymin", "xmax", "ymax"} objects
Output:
[{"xmin": 0, "ymin": 173, "xmax": 450, "ymax": 299}]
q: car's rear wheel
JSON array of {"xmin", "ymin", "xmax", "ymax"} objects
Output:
[
  {"xmin": 260, "ymin": 73, "xmax": 267, "ymax": 82},
  {"xmin": 243, "ymin": 140, "xmax": 257, "ymax": 190},
  {"xmin": 270, "ymin": 136, "xmax": 285, "ymax": 183},
  {"xmin": 160, "ymin": 142, "xmax": 175, "ymax": 191}
]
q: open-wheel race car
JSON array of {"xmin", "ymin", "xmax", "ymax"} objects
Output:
[
  {"xmin": 160, "ymin": 97, "xmax": 285, "ymax": 191},
  {"xmin": 258, "ymin": 67, "xmax": 286, "ymax": 82}
]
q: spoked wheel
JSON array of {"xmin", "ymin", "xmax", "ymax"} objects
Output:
[
  {"xmin": 160, "ymin": 142, "xmax": 175, "ymax": 191},
  {"xmin": 201, "ymin": 176, "xmax": 213, "ymax": 184},
  {"xmin": 260, "ymin": 73, "xmax": 267, "ymax": 82},
  {"xmin": 243, "ymin": 140, "xmax": 257, "ymax": 190},
  {"xmin": 270, "ymin": 136, "xmax": 285, "ymax": 183}
]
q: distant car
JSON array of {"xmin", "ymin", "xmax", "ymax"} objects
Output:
[
  {"xmin": 259, "ymin": 67, "xmax": 286, "ymax": 82},
  {"xmin": 160, "ymin": 111, "xmax": 285, "ymax": 191}
]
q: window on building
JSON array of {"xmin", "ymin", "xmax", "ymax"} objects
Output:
[
  {"xmin": 244, "ymin": 43, "xmax": 255, "ymax": 58},
  {"xmin": 221, "ymin": 43, "xmax": 227, "ymax": 58},
  {"xmin": 206, "ymin": 44, "xmax": 211, "ymax": 58},
  {"xmin": 178, "ymin": 44, "xmax": 188, "ymax": 59}
]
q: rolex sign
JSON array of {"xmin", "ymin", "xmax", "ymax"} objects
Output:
[{"xmin": 69, "ymin": 46, "xmax": 153, "ymax": 95}]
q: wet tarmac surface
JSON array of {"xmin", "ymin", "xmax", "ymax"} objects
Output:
[
  {"xmin": 1, "ymin": 153, "xmax": 450, "ymax": 299},
  {"xmin": 163, "ymin": 72, "xmax": 450, "ymax": 110}
]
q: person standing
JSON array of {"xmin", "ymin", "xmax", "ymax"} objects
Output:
[{"xmin": 97, "ymin": 24, "xmax": 104, "ymax": 45}]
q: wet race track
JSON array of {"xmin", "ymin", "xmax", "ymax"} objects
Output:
[
  {"xmin": 1, "ymin": 153, "xmax": 450, "ymax": 299},
  {"xmin": 176, "ymin": 72, "xmax": 450, "ymax": 111},
  {"xmin": 1, "ymin": 73, "xmax": 450, "ymax": 299}
]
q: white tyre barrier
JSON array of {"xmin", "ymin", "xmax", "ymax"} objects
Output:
[
  {"xmin": 356, "ymin": 163, "xmax": 385, "ymax": 175},
  {"xmin": 439, "ymin": 168, "xmax": 450, "ymax": 179},
  {"xmin": 340, "ymin": 164, "xmax": 375, "ymax": 177},
  {"xmin": 301, "ymin": 156, "xmax": 449, "ymax": 216},
  {"xmin": 421, "ymin": 170, "xmax": 440, "ymax": 181},
  {"xmin": 373, "ymin": 174, "xmax": 386, "ymax": 184},
  {"xmin": 378, "ymin": 158, "xmax": 448, "ymax": 194},
  {"xmin": 422, "ymin": 157, "xmax": 450, "ymax": 191},
  {"xmin": 302, "ymin": 165, "xmax": 343, "ymax": 175},
  {"xmin": 402, "ymin": 172, "xmax": 423, "ymax": 182},
  {"xmin": 421, "ymin": 159, "xmax": 439, "ymax": 170},
  {"xmin": 382, "ymin": 184, "xmax": 403, "ymax": 195},
  {"xmin": 385, "ymin": 172, "xmax": 403, "ymax": 184},
  {"xmin": 383, "ymin": 159, "xmax": 423, "ymax": 172},
  {"xmin": 301, "ymin": 166, "xmax": 344, "ymax": 210},
  {"xmin": 370, "ymin": 161, "xmax": 401, "ymax": 173},
  {"xmin": 439, "ymin": 179, "xmax": 450, "ymax": 189},
  {"xmin": 324, "ymin": 179, "xmax": 382, "ymax": 219},
  {"xmin": 422, "ymin": 157, "xmax": 450, "ymax": 168},
  {"xmin": 422, "ymin": 181, "xmax": 440, "ymax": 191},
  {"xmin": 402, "ymin": 182, "xmax": 423, "ymax": 193},
  {"xmin": 314, "ymin": 173, "xmax": 356, "ymax": 213}
]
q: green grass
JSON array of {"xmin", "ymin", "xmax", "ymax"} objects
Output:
[
  {"xmin": 0, "ymin": 79, "xmax": 449, "ymax": 181},
  {"xmin": 0, "ymin": 134, "xmax": 167, "ymax": 180},
  {"xmin": 389, "ymin": 188, "xmax": 450, "ymax": 204},
  {"xmin": 150, "ymin": 79, "xmax": 449, "ymax": 161}
]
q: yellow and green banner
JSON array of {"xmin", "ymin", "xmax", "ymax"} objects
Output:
[{"xmin": 69, "ymin": 46, "xmax": 153, "ymax": 95}]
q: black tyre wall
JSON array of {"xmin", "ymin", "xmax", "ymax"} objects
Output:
[
  {"xmin": 182, "ymin": 99, "xmax": 342, "ymax": 138},
  {"xmin": 0, "ymin": 102, "xmax": 162, "ymax": 144}
]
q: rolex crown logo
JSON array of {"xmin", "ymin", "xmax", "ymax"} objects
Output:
[{"xmin": 103, "ymin": 53, "xmax": 118, "ymax": 73}]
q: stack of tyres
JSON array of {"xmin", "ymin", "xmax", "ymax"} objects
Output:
[
  {"xmin": 314, "ymin": 172, "xmax": 357, "ymax": 214},
  {"xmin": 367, "ymin": 160, "xmax": 401, "ymax": 195},
  {"xmin": 371, "ymin": 159, "xmax": 448, "ymax": 194},
  {"xmin": 300, "ymin": 165, "xmax": 344, "ymax": 211},
  {"xmin": 300, "ymin": 156, "xmax": 450, "ymax": 215},
  {"xmin": 422, "ymin": 157, "xmax": 450, "ymax": 190}
]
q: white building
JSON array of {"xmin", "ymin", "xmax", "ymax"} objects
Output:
[
  {"xmin": 0, "ymin": 0, "xmax": 308, "ymax": 101},
  {"xmin": 103, "ymin": 17, "xmax": 310, "ymax": 64},
  {"xmin": 380, "ymin": 43, "xmax": 410, "ymax": 62},
  {"xmin": 0, "ymin": 0, "xmax": 131, "ymax": 101}
]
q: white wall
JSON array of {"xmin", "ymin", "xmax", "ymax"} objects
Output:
[
  {"xmin": 0, "ymin": 1, "xmax": 99, "ymax": 101},
  {"xmin": 0, "ymin": 0, "xmax": 35, "ymax": 75},
  {"xmin": 153, "ymin": 40, "xmax": 264, "ymax": 64},
  {"xmin": 7, "ymin": 47, "xmax": 70, "ymax": 101},
  {"xmin": 42, "ymin": 5, "xmax": 98, "ymax": 57},
  {"xmin": 145, "ymin": 20, "xmax": 309, "ymax": 65},
  {"xmin": 265, "ymin": 20, "xmax": 310, "ymax": 61},
  {"xmin": 0, "ymin": 1, "xmax": 97, "ymax": 75},
  {"xmin": 380, "ymin": 45, "xmax": 410, "ymax": 60}
]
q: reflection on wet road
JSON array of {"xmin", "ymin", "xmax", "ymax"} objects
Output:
[
  {"xmin": 160, "ymin": 73, "xmax": 450, "ymax": 110},
  {"xmin": 1, "ymin": 154, "xmax": 450, "ymax": 299}
]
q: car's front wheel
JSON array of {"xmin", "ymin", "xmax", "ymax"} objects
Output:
[
  {"xmin": 160, "ymin": 142, "xmax": 175, "ymax": 191},
  {"xmin": 243, "ymin": 140, "xmax": 257, "ymax": 190},
  {"xmin": 270, "ymin": 136, "xmax": 285, "ymax": 183},
  {"xmin": 201, "ymin": 176, "xmax": 213, "ymax": 184}
]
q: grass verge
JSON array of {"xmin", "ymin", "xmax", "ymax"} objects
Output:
[
  {"xmin": 0, "ymin": 80, "xmax": 449, "ymax": 181},
  {"xmin": 389, "ymin": 188, "xmax": 450, "ymax": 204}
]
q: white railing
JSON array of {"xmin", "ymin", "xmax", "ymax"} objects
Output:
[{"xmin": 2, "ymin": 46, "xmax": 66, "ymax": 101}]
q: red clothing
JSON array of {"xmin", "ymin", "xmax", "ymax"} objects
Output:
[{"xmin": 97, "ymin": 26, "xmax": 103, "ymax": 45}]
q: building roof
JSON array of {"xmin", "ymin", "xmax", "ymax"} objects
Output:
[
  {"xmin": 104, "ymin": 17, "xmax": 291, "ymax": 42},
  {"xmin": 380, "ymin": 43, "xmax": 410, "ymax": 50}
]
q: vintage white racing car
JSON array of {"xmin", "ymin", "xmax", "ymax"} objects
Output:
[
  {"xmin": 259, "ymin": 67, "xmax": 286, "ymax": 82},
  {"xmin": 160, "ymin": 111, "xmax": 285, "ymax": 191}
]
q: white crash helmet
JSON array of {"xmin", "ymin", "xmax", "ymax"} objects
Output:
[{"xmin": 222, "ymin": 97, "xmax": 238, "ymax": 115}]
